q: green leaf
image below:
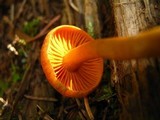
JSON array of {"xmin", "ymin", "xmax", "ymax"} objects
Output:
[
  {"xmin": 0, "ymin": 80, "xmax": 9, "ymax": 96},
  {"xmin": 23, "ymin": 18, "xmax": 40, "ymax": 36}
]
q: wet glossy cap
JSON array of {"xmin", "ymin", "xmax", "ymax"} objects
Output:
[{"xmin": 41, "ymin": 25, "xmax": 103, "ymax": 97}]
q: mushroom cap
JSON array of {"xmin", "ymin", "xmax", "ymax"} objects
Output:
[{"xmin": 41, "ymin": 25, "xmax": 103, "ymax": 98}]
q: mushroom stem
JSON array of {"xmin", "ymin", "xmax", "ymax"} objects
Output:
[
  {"xmin": 63, "ymin": 40, "xmax": 99, "ymax": 71},
  {"xmin": 63, "ymin": 27, "xmax": 160, "ymax": 71}
]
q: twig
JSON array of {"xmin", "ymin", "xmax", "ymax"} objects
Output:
[
  {"xmin": 27, "ymin": 15, "xmax": 61, "ymax": 43},
  {"xmin": 3, "ymin": 16, "xmax": 14, "ymax": 29},
  {"xmin": 84, "ymin": 97, "xmax": 94, "ymax": 120},
  {"xmin": 15, "ymin": 0, "xmax": 27, "ymax": 20},
  {"xmin": 64, "ymin": 104, "xmax": 77, "ymax": 112},
  {"xmin": 64, "ymin": 0, "xmax": 73, "ymax": 24},
  {"xmin": 24, "ymin": 95, "xmax": 57, "ymax": 102},
  {"xmin": 37, "ymin": 105, "xmax": 54, "ymax": 120},
  {"xmin": 114, "ymin": 1, "xmax": 136, "ymax": 6},
  {"xmin": 10, "ymin": 4, "xmax": 14, "ymax": 21},
  {"xmin": 0, "ymin": 98, "xmax": 11, "ymax": 116},
  {"xmin": 102, "ymin": 107, "xmax": 108, "ymax": 120},
  {"xmin": 57, "ymin": 96, "xmax": 65, "ymax": 119},
  {"xmin": 39, "ymin": 0, "xmax": 50, "ymax": 16},
  {"xmin": 75, "ymin": 98, "xmax": 87, "ymax": 120},
  {"xmin": 18, "ymin": 113, "xmax": 23, "ymax": 120},
  {"xmin": 0, "ymin": 98, "xmax": 6, "ymax": 104},
  {"xmin": 7, "ymin": 44, "xmax": 18, "ymax": 55},
  {"xmin": 69, "ymin": 0, "xmax": 80, "ymax": 13}
]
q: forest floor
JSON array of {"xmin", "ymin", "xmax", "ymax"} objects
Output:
[{"xmin": 0, "ymin": 0, "xmax": 120, "ymax": 119}]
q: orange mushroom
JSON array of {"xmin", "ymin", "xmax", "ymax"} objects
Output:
[
  {"xmin": 41, "ymin": 25, "xmax": 103, "ymax": 98},
  {"xmin": 41, "ymin": 25, "xmax": 160, "ymax": 98}
]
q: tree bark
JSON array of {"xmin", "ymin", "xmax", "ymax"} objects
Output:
[{"xmin": 112, "ymin": 0, "xmax": 160, "ymax": 120}]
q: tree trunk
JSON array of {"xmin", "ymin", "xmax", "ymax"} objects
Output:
[{"xmin": 112, "ymin": 0, "xmax": 160, "ymax": 120}]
